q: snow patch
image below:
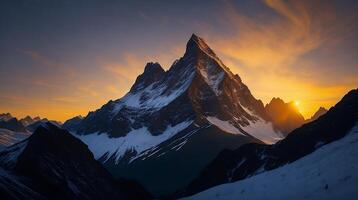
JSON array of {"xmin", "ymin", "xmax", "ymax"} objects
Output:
[
  {"xmin": 0, "ymin": 140, "xmax": 28, "ymax": 168},
  {"xmin": 206, "ymin": 117, "xmax": 244, "ymax": 135},
  {"xmin": 112, "ymin": 64, "xmax": 195, "ymax": 114},
  {"xmin": 0, "ymin": 129, "xmax": 31, "ymax": 150},
  {"xmin": 198, "ymin": 65, "xmax": 225, "ymax": 96},
  {"xmin": 74, "ymin": 120, "xmax": 193, "ymax": 163},
  {"xmin": 241, "ymin": 119, "xmax": 283, "ymax": 144}
]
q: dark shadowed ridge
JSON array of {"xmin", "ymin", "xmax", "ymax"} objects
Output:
[
  {"xmin": 178, "ymin": 88, "xmax": 358, "ymax": 198},
  {"xmin": 0, "ymin": 123, "xmax": 152, "ymax": 200}
]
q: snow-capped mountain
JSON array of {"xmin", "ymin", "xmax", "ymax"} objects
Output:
[
  {"xmin": 0, "ymin": 113, "xmax": 13, "ymax": 122},
  {"xmin": 183, "ymin": 123, "xmax": 358, "ymax": 200},
  {"xmin": 67, "ymin": 34, "xmax": 282, "ymax": 196},
  {"xmin": 0, "ymin": 114, "xmax": 30, "ymax": 150},
  {"xmin": 0, "ymin": 123, "xmax": 152, "ymax": 200},
  {"xmin": 25, "ymin": 118, "xmax": 62, "ymax": 132},
  {"xmin": 0, "ymin": 116, "xmax": 27, "ymax": 133},
  {"xmin": 0, "ymin": 113, "xmax": 62, "ymax": 150},
  {"xmin": 179, "ymin": 89, "xmax": 358, "ymax": 198},
  {"xmin": 19, "ymin": 115, "xmax": 41, "ymax": 127}
]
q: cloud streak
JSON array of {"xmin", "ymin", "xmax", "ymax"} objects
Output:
[
  {"xmin": 203, "ymin": 0, "xmax": 358, "ymax": 117},
  {"xmin": 215, "ymin": 0, "xmax": 346, "ymax": 69}
]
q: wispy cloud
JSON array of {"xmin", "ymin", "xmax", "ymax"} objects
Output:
[
  {"xmin": 202, "ymin": 0, "xmax": 358, "ymax": 117},
  {"xmin": 103, "ymin": 53, "xmax": 145, "ymax": 82},
  {"xmin": 215, "ymin": 0, "xmax": 348, "ymax": 69}
]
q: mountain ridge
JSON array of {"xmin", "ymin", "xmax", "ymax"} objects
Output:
[
  {"xmin": 0, "ymin": 123, "xmax": 152, "ymax": 200},
  {"xmin": 179, "ymin": 88, "xmax": 358, "ymax": 198}
]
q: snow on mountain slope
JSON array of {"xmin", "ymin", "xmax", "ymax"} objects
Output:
[
  {"xmin": 198, "ymin": 63, "xmax": 225, "ymax": 96},
  {"xmin": 0, "ymin": 129, "xmax": 31, "ymax": 150},
  {"xmin": 241, "ymin": 119, "xmax": 283, "ymax": 144},
  {"xmin": 206, "ymin": 117, "xmax": 244, "ymax": 135},
  {"xmin": 206, "ymin": 117, "xmax": 282, "ymax": 144},
  {"xmin": 113, "ymin": 65, "xmax": 195, "ymax": 113},
  {"xmin": 73, "ymin": 120, "xmax": 193, "ymax": 163},
  {"xmin": 184, "ymin": 124, "xmax": 358, "ymax": 200},
  {"xmin": 0, "ymin": 139, "xmax": 27, "ymax": 168},
  {"xmin": 0, "ymin": 123, "xmax": 153, "ymax": 200}
]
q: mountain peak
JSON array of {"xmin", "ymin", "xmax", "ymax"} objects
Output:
[
  {"xmin": 143, "ymin": 62, "xmax": 164, "ymax": 74},
  {"xmin": 129, "ymin": 62, "xmax": 165, "ymax": 93},
  {"xmin": 188, "ymin": 33, "xmax": 201, "ymax": 43},
  {"xmin": 265, "ymin": 97, "xmax": 305, "ymax": 135},
  {"xmin": 268, "ymin": 97, "xmax": 285, "ymax": 105},
  {"xmin": 0, "ymin": 113, "xmax": 13, "ymax": 121},
  {"xmin": 307, "ymin": 106, "xmax": 328, "ymax": 122},
  {"xmin": 185, "ymin": 34, "xmax": 217, "ymax": 58},
  {"xmin": 317, "ymin": 106, "xmax": 328, "ymax": 112}
]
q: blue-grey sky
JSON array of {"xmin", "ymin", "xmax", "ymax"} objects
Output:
[{"xmin": 1, "ymin": 0, "xmax": 357, "ymax": 121}]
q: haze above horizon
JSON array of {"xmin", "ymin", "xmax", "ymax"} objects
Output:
[{"xmin": 1, "ymin": 0, "xmax": 357, "ymax": 121}]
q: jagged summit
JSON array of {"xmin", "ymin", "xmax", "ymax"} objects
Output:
[
  {"xmin": 143, "ymin": 62, "xmax": 164, "ymax": 74},
  {"xmin": 0, "ymin": 113, "xmax": 13, "ymax": 121},
  {"xmin": 19, "ymin": 115, "xmax": 41, "ymax": 126},
  {"xmin": 265, "ymin": 97, "xmax": 305, "ymax": 135},
  {"xmin": 130, "ymin": 62, "xmax": 165, "ymax": 92},
  {"xmin": 185, "ymin": 34, "xmax": 219, "ymax": 61},
  {"xmin": 268, "ymin": 97, "xmax": 285, "ymax": 105},
  {"xmin": 306, "ymin": 106, "xmax": 328, "ymax": 122}
]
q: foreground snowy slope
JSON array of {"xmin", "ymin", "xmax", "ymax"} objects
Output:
[
  {"xmin": 184, "ymin": 124, "xmax": 358, "ymax": 200},
  {"xmin": 180, "ymin": 89, "xmax": 358, "ymax": 197}
]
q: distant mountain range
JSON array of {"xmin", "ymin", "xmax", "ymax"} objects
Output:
[{"xmin": 0, "ymin": 114, "xmax": 61, "ymax": 150}]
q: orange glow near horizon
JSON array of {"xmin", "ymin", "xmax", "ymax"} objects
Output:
[{"xmin": 0, "ymin": 0, "xmax": 357, "ymax": 122}]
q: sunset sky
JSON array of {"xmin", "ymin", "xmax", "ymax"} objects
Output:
[{"xmin": 1, "ymin": 0, "xmax": 357, "ymax": 122}]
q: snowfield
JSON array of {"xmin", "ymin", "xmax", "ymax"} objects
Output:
[
  {"xmin": 206, "ymin": 116, "xmax": 282, "ymax": 144},
  {"xmin": 240, "ymin": 118, "xmax": 283, "ymax": 144},
  {"xmin": 73, "ymin": 120, "xmax": 193, "ymax": 163},
  {"xmin": 0, "ymin": 129, "xmax": 31, "ymax": 150},
  {"xmin": 184, "ymin": 124, "xmax": 358, "ymax": 200},
  {"xmin": 0, "ymin": 139, "xmax": 28, "ymax": 168},
  {"xmin": 206, "ymin": 117, "xmax": 245, "ymax": 136},
  {"xmin": 112, "ymin": 63, "xmax": 196, "ymax": 114}
]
